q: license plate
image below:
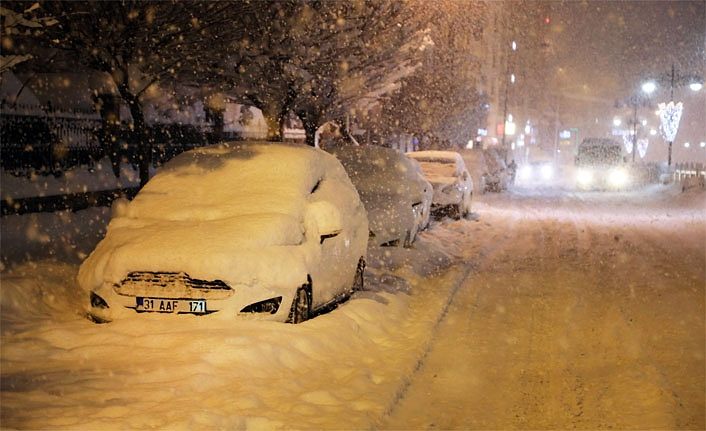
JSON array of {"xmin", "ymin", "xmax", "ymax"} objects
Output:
[{"xmin": 136, "ymin": 297, "xmax": 207, "ymax": 314}]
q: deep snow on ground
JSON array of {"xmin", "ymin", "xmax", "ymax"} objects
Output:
[
  {"xmin": 1, "ymin": 183, "xmax": 704, "ymax": 429},
  {"xmin": 385, "ymin": 186, "xmax": 705, "ymax": 430}
]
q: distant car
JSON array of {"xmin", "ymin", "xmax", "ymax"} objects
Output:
[
  {"xmin": 328, "ymin": 145, "xmax": 431, "ymax": 247},
  {"xmin": 407, "ymin": 150, "xmax": 473, "ymax": 219},
  {"xmin": 481, "ymin": 147, "xmax": 512, "ymax": 192},
  {"xmin": 79, "ymin": 142, "xmax": 369, "ymax": 324},
  {"xmin": 517, "ymin": 160, "xmax": 557, "ymax": 185},
  {"xmin": 575, "ymin": 138, "xmax": 631, "ymax": 190}
]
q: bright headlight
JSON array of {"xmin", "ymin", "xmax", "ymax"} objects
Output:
[
  {"xmin": 608, "ymin": 168, "xmax": 629, "ymax": 187},
  {"xmin": 576, "ymin": 168, "xmax": 593, "ymax": 185},
  {"xmin": 519, "ymin": 165, "xmax": 532, "ymax": 179},
  {"xmin": 540, "ymin": 165, "xmax": 554, "ymax": 180}
]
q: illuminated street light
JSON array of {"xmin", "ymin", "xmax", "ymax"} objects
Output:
[
  {"xmin": 684, "ymin": 142, "xmax": 690, "ymax": 148},
  {"xmin": 641, "ymin": 119, "xmax": 647, "ymax": 126},
  {"xmin": 700, "ymin": 141, "xmax": 706, "ymax": 148},
  {"xmin": 689, "ymin": 82, "xmax": 703, "ymax": 92},
  {"xmin": 510, "ymin": 74, "xmax": 516, "ymax": 84},
  {"xmin": 650, "ymin": 129, "xmax": 657, "ymax": 136},
  {"xmin": 511, "ymin": 40, "xmax": 517, "ymax": 51},
  {"xmin": 641, "ymin": 81, "xmax": 656, "ymax": 94},
  {"xmin": 613, "ymin": 117, "xmax": 621, "ymax": 127}
]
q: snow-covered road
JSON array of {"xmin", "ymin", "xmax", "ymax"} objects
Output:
[
  {"xmin": 385, "ymin": 187, "xmax": 705, "ymax": 429},
  {"xmin": 1, "ymin": 185, "xmax": 704, "ymax": 429}
]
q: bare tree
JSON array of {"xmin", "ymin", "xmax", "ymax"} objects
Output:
[
  {"xmin": 361, "ymin": 0, "xmax": 489, "ymax": 147},
  {"xmin": 35, "ymin": 1, "xmax": 248, "ymax": 187}
]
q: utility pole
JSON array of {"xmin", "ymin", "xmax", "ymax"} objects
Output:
[{"xmin": 631, "ymin": 100, "xmax": 638, "ymax": 163}]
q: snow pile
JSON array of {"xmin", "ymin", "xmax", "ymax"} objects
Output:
[{"xmin": 1, "ymin": 233, "xmax": 469, "ymax": 430}]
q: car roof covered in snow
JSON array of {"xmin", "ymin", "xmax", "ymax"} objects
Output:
[
  {"xmin": 328, "ymin": 145, "xmax": 420, "ymax": 193},
  {"xmin": 406, "ymin": 150, "xmax": 466, "ymax": 178},
  {"xmin": 406, "ymin": 150, "xmax": 464, "ymax": 165},
  {"xmin": 125, "ymin": 141, "xmax": 345, "ymax": 221}
]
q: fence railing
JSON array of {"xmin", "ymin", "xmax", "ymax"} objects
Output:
[
  {"xmin": 673, "ymin": 162, "xmax": 705, "ymax": 190},
  {"xmin": 673, "ymin": 162, "xmax": 705, "ymax": 180}
]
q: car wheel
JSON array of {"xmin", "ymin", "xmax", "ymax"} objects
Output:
[
  {"xmin": 352, "ymin": 257, "xmax": 365, "ymax": 291},
  {"xmin": 454, "ymin": 203, "xmax": 464, "ymax": 220},
  {"xmin": 288, "ymin": 284, "xmax": 312, "ymax": 324}
]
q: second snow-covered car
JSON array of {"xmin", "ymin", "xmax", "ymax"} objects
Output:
[
  {"xmin": 79, "ymin": 142, "xmax": 369, "ymax": 324},
  {"xmin": 328, "ymin": 145, "xmax": 431, "ymax": 247},
  {"xmin": 407, "ymin": 150, "xmax": 473, "ymax": 219}
]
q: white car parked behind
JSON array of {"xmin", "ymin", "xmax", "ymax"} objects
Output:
[
  {"xmin": 79, "ymin": 142, "xmax": 369, "ymax": 324},
  {"xmin": 407, "ymin": 150, "xmax": 473, "ymax": 219}
]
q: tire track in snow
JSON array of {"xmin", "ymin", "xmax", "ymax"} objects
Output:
[{"xmin": 375, "ymin": 216, "xmax": 521, "ymax": 427}]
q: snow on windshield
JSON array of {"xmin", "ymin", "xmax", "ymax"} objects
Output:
[{"xmin": 126, "ymin": 142, "xmax": 327, "ymax": 221}]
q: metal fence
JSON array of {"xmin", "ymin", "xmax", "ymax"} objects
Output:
[
  {"xmin": 1, "ymin": 104, "xmax": 103, "ymax": 173},
  {"xmin": 673, "ymin": 162, "xmax": 705, "ymax": 190},
  {"xmin": 1, "ymin": 104, "xmax": 213, "ymax": 175}
]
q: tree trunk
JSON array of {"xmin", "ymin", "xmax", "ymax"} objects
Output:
[
  {"xmin": 117, "ymin": 82, "xmax": 150, "ymax": 188},
  {"xmin": 212, "ymin": 109, "xmax": 224, "ymax": 144},
  {"xmin": 278, "ymin": 110, "xmax": 287, "ymax": 142},
  {"xmin": 262, "ymin": 106, "xmax": 283, "ymax": 142},
  {"xmin": 296, "ymin": 108, "xmax": 323, "ymax": 148}
]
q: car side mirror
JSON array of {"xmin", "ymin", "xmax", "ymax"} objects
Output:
[{"xmin": 306, "ymin": 200, "xmax": 343, "ymax": 242}]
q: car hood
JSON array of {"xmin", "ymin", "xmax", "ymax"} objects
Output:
[{"xmin": 78, "ymin": 213, "xmax": 308, "ymax": 291}]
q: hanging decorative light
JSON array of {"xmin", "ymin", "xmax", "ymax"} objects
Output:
[
  {"xmin": 621, "ymin": 133, "xmax": 633, "ymax": 153},
  {"xmin": 658, "ymin": 101, "xmax": 683, "ymax": 142},
  {"xmin": 637, "ymin": 138, "xmax": 649, "ymax": 158}
]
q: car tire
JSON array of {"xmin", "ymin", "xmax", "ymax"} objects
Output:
[
  {"xmin": 288, "ymin": 284, "xmax": 312, "ymax": 324},
  {"xmin": 454, "ymin": 203, "xmax": 464, "ymax": 220},
  {"xmin": 352, "ymin": 257, "xmax": 365, "ymax": 291}
]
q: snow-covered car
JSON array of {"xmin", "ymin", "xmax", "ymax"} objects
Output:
[
  {"xmin": 328, "ymin": 145, "xmax": 431, "ymax": 247},
  {"xmin": 481, "ymin": 147, "xmax": 512, "ymax": 192},
  {"xmin": 406, "ymin": 150, "xmax": 473, "ymax": 219},
  {"xmin": 79, "ymin": 142, "xmax": 369, "ymax": 324},
  {"xmin": 574, "ymin": 138, "xmax": 631, "ymax": 190}
]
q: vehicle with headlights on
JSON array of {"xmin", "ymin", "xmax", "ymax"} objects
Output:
[
  {"xmin": 517, "ymin": 160, "xmax": 557, "ymax": 186},
  {"xmin": 574, "ymin": 138, "xmax": 631, "ymax": 190},
  {"xmin": 407, "ymin": 150, "xmax": 473, "ymax": 219},
  {"xmin": 79, "ymin": 142, "xmax": 369, "ymax": 324}
]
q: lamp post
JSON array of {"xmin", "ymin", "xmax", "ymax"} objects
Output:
[
  {"xmin": 501, "ymin": 39, "xmax": 517, "ymax": 163},
  {"xmin": 641, "ymin": 63, "xmax": 703, "ymax": 168}
]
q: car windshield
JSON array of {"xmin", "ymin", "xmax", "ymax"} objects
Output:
[{"xmin": 577, "ymin": 144, "xmax": 622, "ymax": 166}]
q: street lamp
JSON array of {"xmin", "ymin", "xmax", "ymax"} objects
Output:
[{"xmin": 641, "ymin": 81, "xmax": 656, "ymax": 94}]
